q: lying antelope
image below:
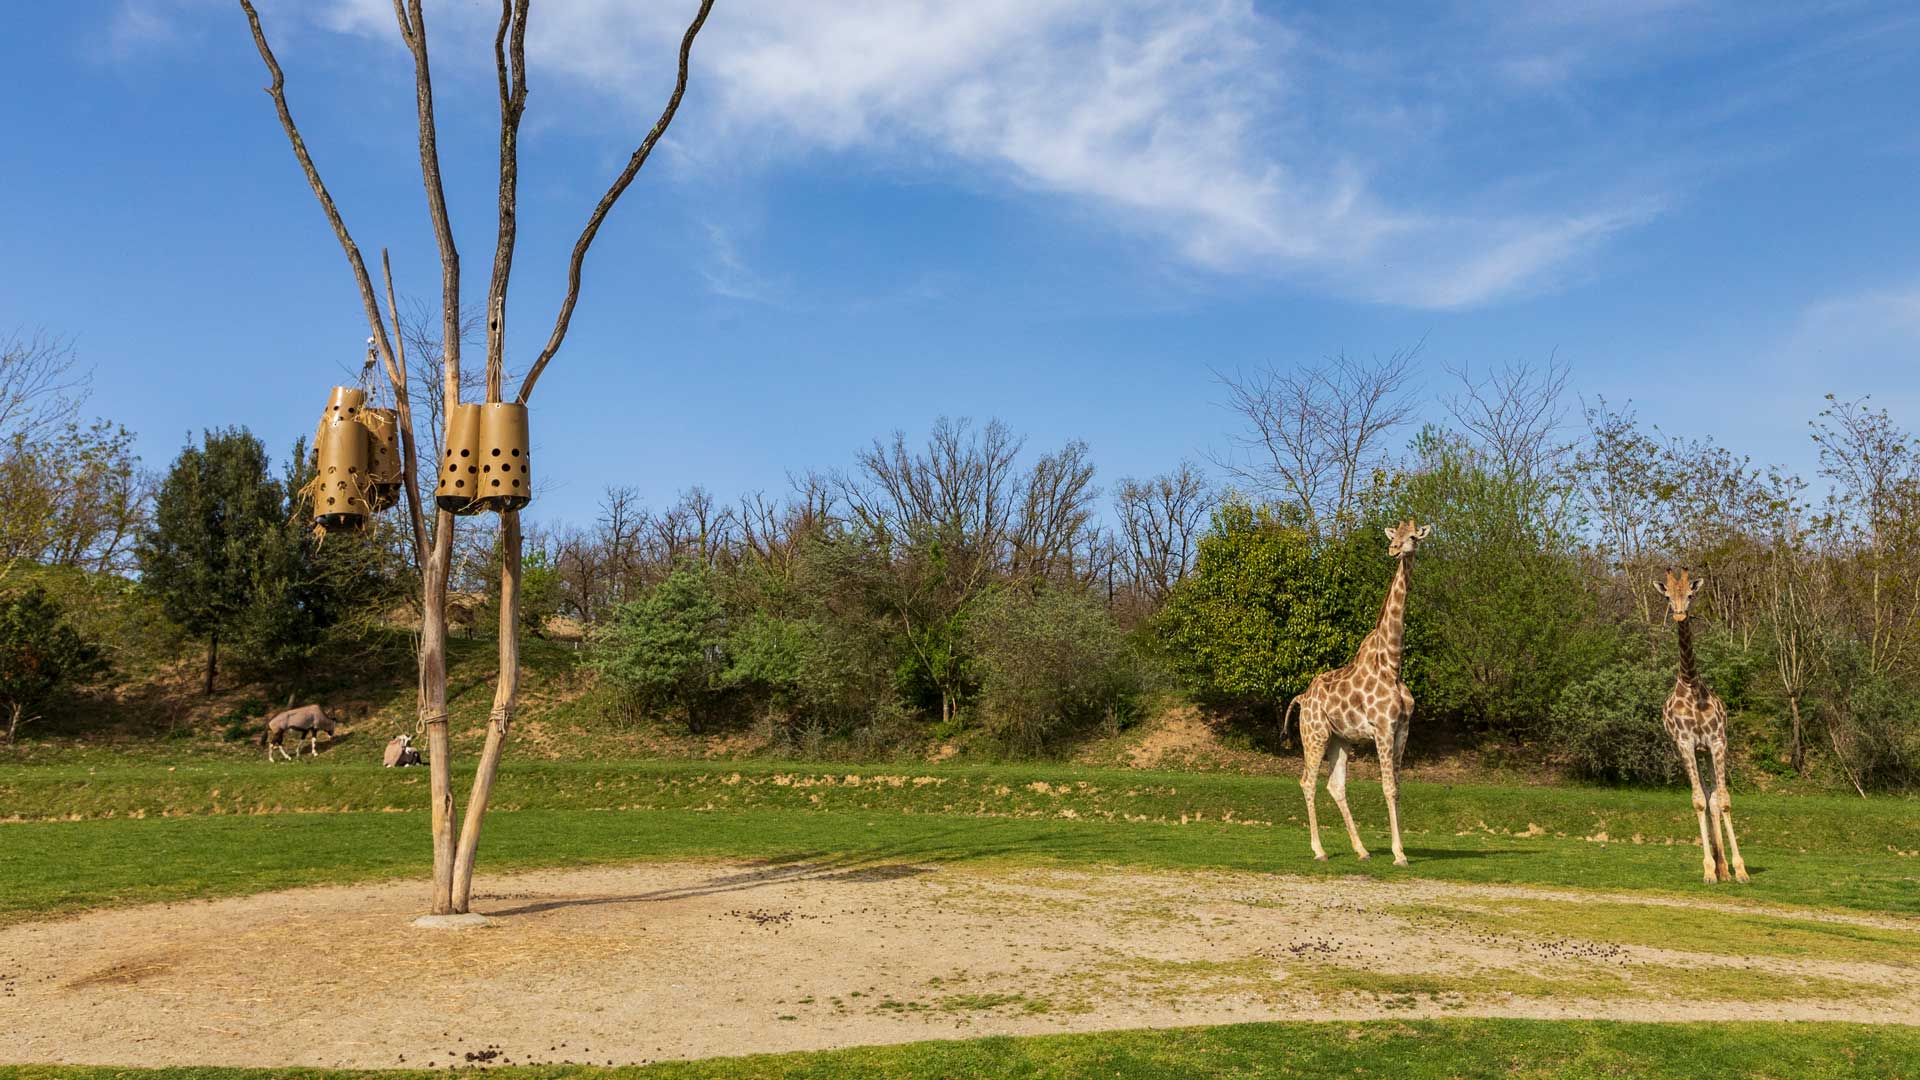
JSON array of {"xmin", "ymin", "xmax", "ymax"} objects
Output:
[
  {"xmin": 260, "ymin": 704, "xmax": 335, "ymax": 762},
  {"xmin": 383, "ymin": 732, "xmax": 421, "ymax": 767}
]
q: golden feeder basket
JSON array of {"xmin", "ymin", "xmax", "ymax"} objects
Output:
[
  {"xmin": 436, "ymin": 403, "xmax": 484, "ymax": 515},
  {"xmin": 474, "ymin": 402, "xmax": 531, "ymax": 512},
  {"xmin": 314, "ymin": 387, "xmax": 372, "ymax": 529},
  {"xmin": 363, "ymin": 407, "xmax": 402, "ymax": 512}
]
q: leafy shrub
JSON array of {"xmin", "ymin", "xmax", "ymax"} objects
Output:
[
  {"xmin": 724, "ymin": 612, "xmax": 900, "ymax": 743},
  {"xmin": 1548, "ymin": 662, "xmax": 1678, "ymax": 784},
  {"xmin": 966, "ymin": 584, "xmax": 1144, "ymax": 753},
  {"xmin": 1388, "ymin": 433, "xmax": 1618, "ymax": 736},
  {"xmin": 0, "ymin": 585, "xmax": 107, "ymax": 740},
  {"xmin": 1830, "ymin": 673, "xmax": 1920, "ymax": 793},
  {"xmin": 589, "ymin": 566, "xmax": 732, "ymax": 730},
  {"xmin": 1155, "ymin": 500, "xmax": 1380, "ymax": 706}
]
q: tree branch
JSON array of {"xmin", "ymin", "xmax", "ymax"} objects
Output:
[
  {"xmin": 515, "ymin": 0, "xmax": 713, "ymax": 405},
  {"xmin": 390, "ymin": 0, "xmax": 464, "ymax": 413},
  {"xmin": 381, "ymin": 250, "xmax": 430, "ymax": 568},
  {"xmin": 237, "ymin": 1, "xmax": 403, "ymax": 405},
  {"xmin": 486, "ymin": 0, "xmax": 529, "ymax": 403}
]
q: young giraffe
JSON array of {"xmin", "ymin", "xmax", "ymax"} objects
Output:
[
  {"xmin": 1655, "ymin": 568, "xmax": 1750, "ymax": 885},
  {"xmin": 1285, "ymin": 519, "xmax": 1430, "ymax": 865}
]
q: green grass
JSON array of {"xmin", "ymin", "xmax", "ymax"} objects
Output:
[
  {"xmin": 5, "ymin": 755, "xmax": 1914, "ymax": 854},
  {"xmin": 0, "ymin": 1020, "xmax": 1915, "ymax": 1078},
  {"xmin": 2, "ymin": 757, "xmax": 1916, "ymax": 925},
  {"xmin": 4, "ymin": 799, "xmax": 1919, "ymax": 929}
]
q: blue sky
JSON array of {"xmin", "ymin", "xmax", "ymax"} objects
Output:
[{"xmin": 3, "ymin": 1, "xmax": 1918, "ymax": 528}]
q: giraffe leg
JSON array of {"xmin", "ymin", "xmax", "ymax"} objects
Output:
[
  {"xmin": 1299, "ymin": 718, "xmax": 1329, "ymax": 862},
  {"xmin": 1325, "ymin": 739, "xmax": 1369, "ymax": 860},
  {"xmin": 1709, "ymin": 740, "xmax": 1749, "ymax": 884},
  {"xmin": 1678, "ymin": 744, "xmax": 1719, "ymax": 884},
  {"xmin": 1376, "ymin": 734, "xmax": 1408, "ymax": 866}
]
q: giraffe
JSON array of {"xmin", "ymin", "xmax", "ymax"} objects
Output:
[
  {"xmin": 1655, "ymin": 568, "xmax": 1749, "ymax": 885},
  {"xmin": 1284, "ymin": 519, "xmax": 1429, "ymax": 865}
]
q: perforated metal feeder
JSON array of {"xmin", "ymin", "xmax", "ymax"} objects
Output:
[
  {"xmin": 474, "ymin": 402, "xmax": 531, "ymax": 512},
  {"xmin": 436, "ymin": 403, "xmax": 484, "ymax": 515},
  {"xmin": 363, "ymin": 407, "xmax": 402, "ymax": 512},
  {"xmin": 314, "ymin": 387, "xmax": 372, "ymax": 530}
]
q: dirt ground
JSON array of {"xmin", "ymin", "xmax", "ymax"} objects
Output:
[{"xmin": 3, "ymin": 860, "xmax": 1916, "ymax": 1070}]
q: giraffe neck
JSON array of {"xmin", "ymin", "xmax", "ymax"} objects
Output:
[
  {"xmin": 1674, "ymin": 616, "xmax": 1701, "ymax": 687},
  {"xmin": 1369, "ymin": 553, "xmax": 1412, "ymax": 675}
]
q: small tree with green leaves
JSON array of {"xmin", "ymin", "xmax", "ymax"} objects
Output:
[
  {"xmin": 137, "ymin": 428, "xmax": 284, "ymax": 695},
  {"xmin": 0, "ymin": 585, "xmax": 105, "ymax": 741},
  {"xmin": 1155, "ymin": 500, "xmax": 1383, "ymax": 720},
  {"xmin": 591, "ymin": 565, "xmax": 731, "ymax": 729}
]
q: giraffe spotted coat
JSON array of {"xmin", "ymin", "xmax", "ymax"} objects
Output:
[
  {"xmin": 1285, "ymin": 519, "xmax": 1428, "ymax": 866},
  {"xmin": 1657, "ymin": 568, "xmax": 1750, "ymax": 885}
]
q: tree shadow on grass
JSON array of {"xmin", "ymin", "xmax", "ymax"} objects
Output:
[
  {"xmin": 478, "ymin": 825, "xmax": 1543, "ymax": 918},
  {"xmin": 480, "ymin": 823, "xmax": 1035, "ymax": 915},
  {"xmin": 1398, "ymin": 847, "xmax": 1535, "ymax": 862}
]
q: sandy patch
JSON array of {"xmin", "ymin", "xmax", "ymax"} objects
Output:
[{"xmin": 2, "ymin": 861, "xmax": 1915, "ymax": 1070}]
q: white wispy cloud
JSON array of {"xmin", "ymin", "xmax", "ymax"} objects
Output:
[
  {"xmin": 102, "ymin": 0, "xmax": 187, "ymax": 62},
  {"xmin": 285, "ymin": 0, "xmax": 1711, "ymax": 308},
  {"xmin": 698, "ymin": 221, "xmax": 783, "ymax": 307},
  {"xmin": 1791, "ymin": 285, "xmax": 1920, "ymax": 354}
]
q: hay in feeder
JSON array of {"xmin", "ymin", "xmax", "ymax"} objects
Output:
[{"xmin": 362, "ymin": 407, "xmax": 402, "ymax": 511}]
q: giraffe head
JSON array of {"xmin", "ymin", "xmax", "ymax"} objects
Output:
[
  {"xmin": 1382, "ymin": 519, "xmax": 1432, "ymax": 557},
  {"xmin": 1655, "ymin": 567, "xmax": 1705, "ymax": 621}
]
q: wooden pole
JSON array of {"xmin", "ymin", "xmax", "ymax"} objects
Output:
[{"xmin": 452, "ymin": 509, "xmax": 519, "ymax": 910}]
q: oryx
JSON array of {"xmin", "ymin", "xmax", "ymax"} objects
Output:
[{"xmin": 260, "ymin": 704, "xmax": 335, "ymax": 762}]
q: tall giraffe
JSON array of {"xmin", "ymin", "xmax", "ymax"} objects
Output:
[
  {"xmin": 1656, "ymin": 568, "xmax": 1749, "ymax": 885},
  {"xmin": 1285, "ymin": 519, "xmax": 1429, "ymax": 865}
]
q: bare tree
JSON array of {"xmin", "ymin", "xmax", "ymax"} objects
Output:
[
  {"xmin": 1762, "ymin": 505, "xmax": 1820, "ymax": 774},
  {"xmin": 1010, "ymin": 440, "xmax": 1099, "ymax": 582},
  {"xmin": 239, "ymin": 0, "xmax": 714, "ymax": 916},
  {"xmin": 1211, "ymin": 344, "xmax": 1419, "ymax": 534},
  {"xmin": 1811, "ymin": 395, "xmax": 1920, "ymax": 675},
  {"xmin": 1114, "ymin": 462, "xmax": 1215, "ymax": 602},
  {"xmin": 1442, "ymin": 355, "xmax": 1572, "ymax": 492},
  {"xmin": 843, "ymin": 417, "xmax": 1023, "ymax": 573},
  {"xmin": 0, "ymin": 330, "xmax": 86, "ymax": 444}
]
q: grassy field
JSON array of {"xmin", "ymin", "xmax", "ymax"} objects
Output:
[
  {"xmin": 4, "ymin": 756, "xmax": 1918, "ymax": 1077},
  {"xmin": 0, "ymin": 1020, "xmax": 1915, "ymax": 1079},
  {"xmin": 3, "ymin": 757, "xmax": 1917, "ymax": 925}
]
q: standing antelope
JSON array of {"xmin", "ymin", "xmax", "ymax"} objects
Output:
[{"xmin": 260, "ymin": 704, "xmax": 335, "ymax": 762}]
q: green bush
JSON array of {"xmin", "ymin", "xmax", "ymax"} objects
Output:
[
  {"xmin": 589, "ymin": 566, "xmax": 732, "ymax": 730},
  {"xmin": 1548, "ymin": 663, "xmax": 1678, "ymax": 784},
  {"xmin": 723, "ymin": 612, "xmax": 900, "ymax": 742},
  {"xmin": 1833, "ymin": 673, "xmax": 1920, "ymax": 792},
  {"xmin": 0, "ymin": 585, "xmax": 107, "ymax": 740},
  {"xmin": 1155, "ymin": 500, "xmax": 1380, "ymax": 707},
  {"xmin": 966, "ymin": 584, "xmax": 1144, "ymax": 753},
  {"xmin": 1388, "ymin": 432, "xmax": 1618, "ymax": 736}
]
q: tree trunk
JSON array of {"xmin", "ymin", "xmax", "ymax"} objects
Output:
[
  {"xmin": 204, "ymin": 634, "xmax": 218, "ymax": 696},
  {"xmin": 1787, "ymin": 695, "xmax": 1806, "ymax": 775},
  {"xmin": 1827, "ymin": 714, "xmax": 1868, "ymax": 799},
  {"xmin": 452, "ymin": 509, "xmax": 521, "ymax": 912},
  {"xmin": 421, "ymin": 511, "xmax": 458, "ymax": 914}
]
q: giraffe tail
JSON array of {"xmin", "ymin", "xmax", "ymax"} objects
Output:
[{"xmin": 1282, "ymin": 694, "xmax": 1304, "ymax": 748}]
